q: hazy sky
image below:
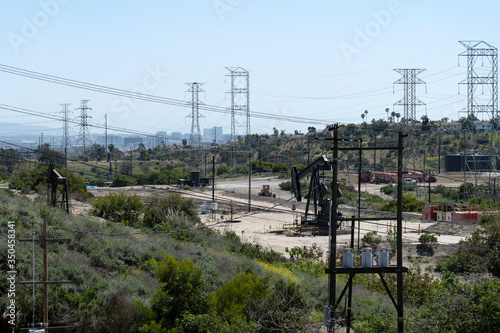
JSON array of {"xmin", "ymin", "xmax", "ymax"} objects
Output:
[{"xmin": 1, "ymin": 0, "xmax": 499, "ymax": 139}]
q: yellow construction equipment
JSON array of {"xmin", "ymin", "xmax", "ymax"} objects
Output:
[{"xmin": 259, "ymin": 184, "xmax": 276, "ymax": 198}]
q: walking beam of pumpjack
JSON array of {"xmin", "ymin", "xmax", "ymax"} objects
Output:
[{"xmin": 291, "ymin": 155, "xmax": 343, "ymax": 229}]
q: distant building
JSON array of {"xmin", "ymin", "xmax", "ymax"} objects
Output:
[
  {"xmin": 154, "ymin": 131, "xmax": 167, "ymax": 147},
  {"xmin": 94, "ymin": 135, "xmax": 123, "ymax": 147},
  {"xmin": 422, "ymin": 204, "xmax": 482, "ymax": 223},
  {"xmin": 203, "ymin": 127, "xmax": 223, "ymax": 144},
  {"xmin": 473, "ymin": 120, "xmax": 493, "ymax": 133},
  {"xmin": 170, "ymin": 132, "xmax": 183, "ymax": 145},
  {"xmin": 436, "ymin": 121, "xmax": 461, "ymax": 132},
  {"xmin": 221, "ymin": 134, "xmax": 232, "ymax": 143},
  {"xmin": 124, "ymin": 136, "xmax": 143, "ymax": 148}
]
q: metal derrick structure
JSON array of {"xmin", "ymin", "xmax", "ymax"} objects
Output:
[
  {"xmin": 458, "ymin": 41, "xmax": 498, "ymax": 202},
  {"xmin": 76, "ymin": 99, "xmax": 92, "ymax": 161},
  {"xmin": 226, "ymin": 67, "xmax": 250, "ymax": 166},
  {"xmin": 326, "ymin": 125, "xmax": 407, "ymax": 333},
  {"xmin": 186, "ymin": 82, "xmax": 204, "ymax": 150}
]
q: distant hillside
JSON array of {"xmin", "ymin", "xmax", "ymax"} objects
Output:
[{"xmin": 0, "ymin": 122, "xmax": 60, "ymax": 138}]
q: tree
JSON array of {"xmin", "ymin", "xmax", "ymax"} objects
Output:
[
  {"xmin": 421, "ymin": 115, "xmax": 430, "ymax": 131},
  {"xmin": 307, "ymin": 126, "xmax": 316, "ymax": 133},
  {"xmin": 390, "ymin": 111, "xmax": 396, "ymax": 123},
  {"xmin": 272, "ymin": 163, "xmax": 289, "ymax": 173},
  {"xmin": 107, "ymin": 143, "xmax": 114, "ymax": 162},
  {"xmin": 0, "ymin": 148, "xmax": 17, "ymax": 173},
  {"xmin": 38, "ymin": 143, "xmax": 65, "ymax": 167},
  {"xmin": 418, "ymin": 233, "xmax": 438, "ymax": 255},
  {"xmin": 217, "ymin": 165, "xmax": 229, "ymax": 175},
  {"xmin": 88, "ymin": 143, "xmax": 106, "ymax": 161},
  {"xmin": 182, "ymin": 139, "xmax": 188, "ymax": 146},
  {"xmin": 273, "ymin": 127, "xmax": 279, "ymax": 136}
]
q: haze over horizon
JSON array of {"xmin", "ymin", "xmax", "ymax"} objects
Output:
[{"xmin": 1, "ymin": 1, "xmax": 499, "ymax": 140}]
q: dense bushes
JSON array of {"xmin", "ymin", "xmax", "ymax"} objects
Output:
[
  {"xmin": 91, "ymin": 192, "xmax": 144, "ymax": 223},
  {"xmin": 91, "ymin": 192, "xmax": 200, "ymax": 231},
  {"xmin": 151, "ymin": 255, "xmax": 207, "ymax": 328},
  {"xmin": 9, "ymin": 165, "xmax": 91, "ymax": 200},
  {"xmin": 278, "ymin": 180, "xmax": 309, "ymax": 193},
  {"xmin": 375, "ymin": 196, "xmax": 423, "ymax": 212},
  {"xmin": 437, "ymin": 217, "xmax": 500, "ymax": 275}
]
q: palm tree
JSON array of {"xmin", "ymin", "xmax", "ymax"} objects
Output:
[{"xmin": 385, "ymin": 108, "xmax": 390, "ymax": 121}]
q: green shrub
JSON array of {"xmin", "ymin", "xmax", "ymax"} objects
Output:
[
  {"xmin": 142, "ymin": 194, "xmax": 200, "ymax": 228},
  {"xmin": 375, "ymin": 196, "xmax": 423, "ymax": 212},
  {"xmin": 279, "ymin": 180, "xmax": 309, "ymax": 193},
  {"xmin": 285, "ymin": 243, "xmax": 324, "ymax": 262},
  {"xmin": 9, "ymin": 165, "xmax": 90, "ymax": 199},
  {"xmin": 272, "ymin": 162, "xmax": 289, "ymax": 173},
  {"xmin": 380, "ymin": 184, "xmax": 394, "ymax": 195},
  {"xmin": 111, "ymin": 174, "xmax": 135, "ymax": 187},
  {"xmin": 419, "ymin": 233, "xmax": 437, "ymax": 248},
  {"xmin": 362, "ymin": 231, "xmax": 382, "ymax": 248},
  {"xmin": 217, "ymin": 165, "xmax": 229, "ymax": 176},
  {"xmin": 151, "ymin": 255, "xmax": 207, "ymax": 329},
  {"xmin": 352, "ymin": 311, "xmax": 397, "ymax": 333},
  {"xmin": 212, "ymin": 272, "xmax": 269, "ymax": 321},
  {"xmin": 91, "ymin": 192, "xmax": 144, "ymax": 223},
  {"xmin": 169, "ymin": 313, "xmax": 258, "ymax": 333}
]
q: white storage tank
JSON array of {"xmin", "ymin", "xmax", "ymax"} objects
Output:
[
  {"xmin": 377, "ymin": 248, "xmax": 390, "ymax": 267},
  {"xmin": 361, "ymin": 248, "xmax": 373, "ymax": 267},
  {"xmin": 342, "ymin": 248, "xmax": 354, "ymax": 268}
]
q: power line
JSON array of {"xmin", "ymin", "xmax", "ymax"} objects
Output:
[{"xmin": 0, "ymin": 64, "xmax": 329, "ymax": 125}]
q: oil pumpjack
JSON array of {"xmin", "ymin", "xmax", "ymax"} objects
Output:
[{"xmin": 291, "ymin": 155, "xmax": 342, "ymax": 229}]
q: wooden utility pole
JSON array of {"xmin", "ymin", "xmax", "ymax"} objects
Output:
[
  {"xmin": 248, "ymin": 152, "xmax": 252, "ymax": 212},
  {"xmin": 19, "ymin": 219, "xmax": 71, "ymax": 331},
  {"xmin": 438, "ymin": 133, "xmax": 441, "ymax": 174},
  {"xmin": 428, "ymin": 169, "xmax": 432, "ymax": 203},
  {"xmin": 325, "ymin": 126, "xmax": 408, "ymax": 332},
  {"xmin": 259, "ymin": 136, "xmax": 262, "ymax": 176},
  {"xmin": 212, "ymin": 155, "xmax": 216, "ymax": 220}
]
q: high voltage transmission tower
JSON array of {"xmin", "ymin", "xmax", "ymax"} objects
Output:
[
  {"xmin": 186, "ymin": 82, "xmax": 204, "ymax": 149},
  {"xmin": 76, "ymin": 100, "xmax": 92, "ymax": 161},
  {"xmin": 59, "ymin": 103, "xmax": 71, "ymax": 153},
  {"xmin": 458, "ymin": 40, "xmax": 498, "ymax": 202},
  {"xmin": 226, "ymin": 67, "xmax": 250, "ymax": 164},
  {"xmin": 393, "ymin": 69, "xmax": 426, "ymax": 170}
]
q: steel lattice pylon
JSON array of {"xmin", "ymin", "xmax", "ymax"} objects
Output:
[
  {"xmin": 226, "ymin": 67, "xmax": 250, "ymax": 165},
  {"xmin": 76, "ymin": 100, "xmax": 92, "ymax": 161},
  {"xmin": 458, "ymin": 41, "xmax": 498, "ymax": 203},
  {"xmin": 186, "ymin": 82, "xmax": 204, "ymax": 149},
  {"xmin": 60, "ymin": 103, "xmax": 72, "ymax": 153},
  {"xmin": 393, "ymin": 69, "xmax": 426, "ymax": 170},
  {"xmin": 459, "ymin": 41, "xmax": 498, "ymax": 119}
]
